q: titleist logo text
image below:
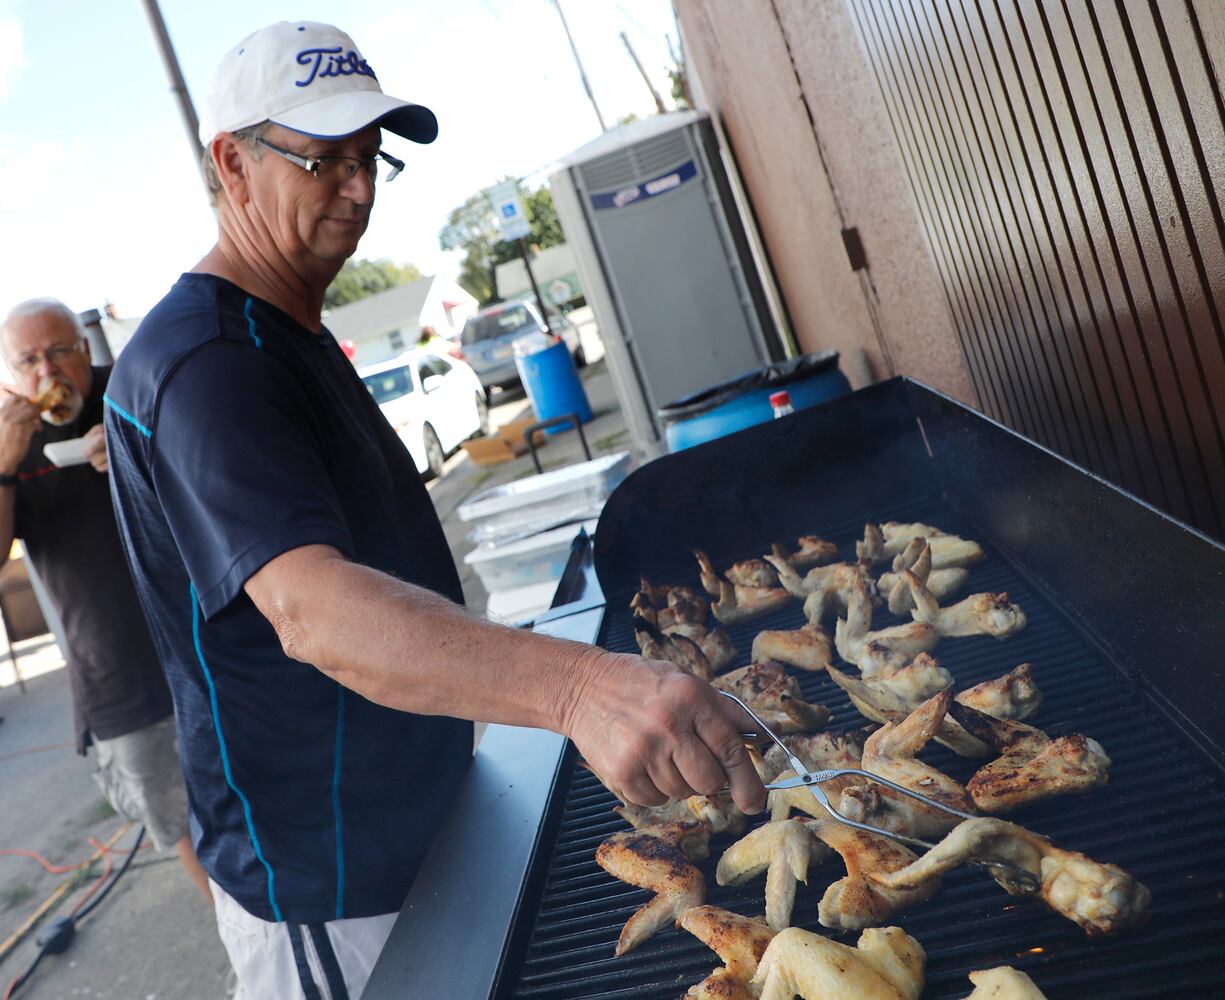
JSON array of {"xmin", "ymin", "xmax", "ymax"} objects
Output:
[{"xmin": 295, "ymin": 47, "xmax": 378, "ymax": 87}]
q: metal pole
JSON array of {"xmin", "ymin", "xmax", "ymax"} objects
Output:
[
  {"xmin": 620, "ymin": 31, "xmax": 666, "ymax": 115},
  {"xmin": 138, "ymin": 0, "xmax": 207, "ymax": 190},
  {"xmin": 551, "ymin": 0, "xmax": 607, "ymax": 132},
  {"xmin": 518, "ymin": 239, "xmax": 553, "ymax": 334}
]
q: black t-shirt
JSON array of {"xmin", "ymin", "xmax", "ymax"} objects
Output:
[
  {"xmin": 14, "ymin": 366, "xmax": 172, "ymax": 754},
  {"xmin": 105, "ymin": 274, "xmax": 472, "ymax": 925}
]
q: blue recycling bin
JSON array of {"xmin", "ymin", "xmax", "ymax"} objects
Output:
[
  {"xmin": 515, "ymin": 338, "xmax": 592, "ymax": 435},
  {"xmin": 659, "ymin": 351, "xmax": 851, "ymax": 451}
]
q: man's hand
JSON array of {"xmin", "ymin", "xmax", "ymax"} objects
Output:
[
  {"xmin": 0, "ymin": 386, "xmax": 40, "ymax": 475},
  {"xmin": 562, "ymin": 651, "xmax": 767, "ymax": 816},
  {"xmin": 84, "ymin": 423, "xmax": 108, "ymax": 474}
]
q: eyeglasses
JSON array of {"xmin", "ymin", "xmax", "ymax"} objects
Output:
[
  {"xmin": 255, "ymin": 137, "xmax": 404, "ymax": 184},
  {"xmin": 10, "ymin": 338, "xmax": 85, "ymax": 375}
]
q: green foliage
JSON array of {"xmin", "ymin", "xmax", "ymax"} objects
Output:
[
  {"xmin": 324, "ymin": 258, "xmax": 424, "ymax": 310},
  {"xmin": 439, "ymin": 180, "xmax": 566, "ymax": 306},
  {"xmin": 667, "ymin": 66, "xmax": 690, "ymax": 109}
]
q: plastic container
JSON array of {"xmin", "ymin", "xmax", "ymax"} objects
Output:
[
  {"xmin": 464, "ymin": 519, "xmax": 599, "ymax": 592},
  {"xmin": 458, "ymin": 451, "xmax": 631, "ymax": 545},
  {"xmin": 514, "ymin": 338, "xmax": 592, "ymax": 434},
  {"xmin": 658, "ymin": 351, "xmax": 851, "ymax": 452}
]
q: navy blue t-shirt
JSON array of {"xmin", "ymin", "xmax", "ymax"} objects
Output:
[{"xmin": 105, "ymin": 273, "xmax": 472, "ymax": 924}]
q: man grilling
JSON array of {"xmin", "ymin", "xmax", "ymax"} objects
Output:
[{"xmin": 104, "ymin": 20, "xmax": 765, "ymax": 999}]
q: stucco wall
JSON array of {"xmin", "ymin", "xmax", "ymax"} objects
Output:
[{"xmin": 674, "ymin": 0, "xmax": 976, "ymax": 403}]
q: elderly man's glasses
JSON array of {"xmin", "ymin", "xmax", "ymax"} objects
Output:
[
  {"xmin": 10, "ymin": 339, "xmax": 84, "ymax": 375},
  {"xmin": 255, "ymin": 137, "xmax": 404, "ymax": 183}
]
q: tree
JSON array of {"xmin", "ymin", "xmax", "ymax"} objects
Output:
[
  {"xmin": 323, "ymin": 258, "xmax": 424, "ymax": 310},
  {"xmin": 438, "ymin": 181, "xmax": 566, "ymax": 306}
]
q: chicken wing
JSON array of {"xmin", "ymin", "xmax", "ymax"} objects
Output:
[
  {"xmin": 948, "ymin": 702, "xmax": 1111, "ymax": 813},
  {"xmin": 751, "ymin": 622, "xmax": 833, "ymax": 672},
  {"xmin": 679, "ymin": 905, "xmax": 776, "ymax": 1000},
  {"xmin": 874, "ymin": 522, "xmax": 985, "ymax": 569},
  {"xmin": 696, "ymin": 549, "xmax": 794, "ymax": 623},
  {"xmin": 750, "ymin": 926, "xmax": 926, "ymax": 1000},
  {"xmin": 807, "ymin": 816, "xmax": 941, "ymax": 930},
  {"xmin": 836, "ymin": 576, "xmax": 939, "ymax": 669},
  {"xmin": 771, "ymin": 535, "xmax": 838, "ymax": 570},
  {"xmin": 964, "ymin": 967, "xmax": 1049, "ymax": 999},
  {"xmin": 631, "ymin": 581, "xmax": 708, "ymax": 631},
  {"xmin": 862, "ymin": 690, "xmax": 975, "ymax": 832},
  {"xmin": 713, "ymin": 661, "xmax": 831, "ymax": 734},
  {"xmin": 634, "ymin": 614, "xmax": 713, "ymax": 680},
  {"xmin": 762, "ymin": 730, "xmax": 864, "ymax": 781},
  {"xmin": 716, "ymin": 818, "xmax": 830, "ymax": 930},
  {"xmin": 907, "ymin": 571, "xmax": 1027, "ymax": 639},
  {"xmin": 827, "ymin": 664, "xmax": 991, "ymax": 758},
  {"xmin": 765, "ymin": 554, "xmax": 876, "ymax": 620},
  {"xmin": 615, "ymin": 793, "xmax": 749, "ymax": 839},
  {"xmin": 955, "ymin": 663, "xmax": 1042, "ymax": 720},
  {"xmin": 595, "ymin": 824, "xmax": 708, "ymax": 955},
  {"xmin": 871, "ymin": 817, "xmax": 1150, "ymax": 935},
  {"xmin": 878, "ymin": 538, "xmax": 970, "ymax": 615}
]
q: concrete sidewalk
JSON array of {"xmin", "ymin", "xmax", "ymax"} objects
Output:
[{"xmin": 0, "ymin": 309, "xmax": 634, "ymax": 998}]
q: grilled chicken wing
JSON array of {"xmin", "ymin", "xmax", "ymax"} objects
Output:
[
  {"xmin": 827, "ymin": 664, "xmax": 991, "ymax": 757},
  {"xmin": 872, "ymin": 817, "xmax": 1149, "ymax": 935},
  {"xmin": 679, "ymin": 906, "xmax": 776, "ymax": 1000},
  {"xmin": 762, "ymin": 731, "xmax": 864, "ymax": 782},
  {"xmin": 635, "ymin": 614, "xmax": 714, "ymax": 680},
  {"xmin": 615, "ymin": 793, "xmax": 749, "ymax": 838},
  {"xmin": 955, "ymin": 663, "xmax": 1042, "ymax": 720},
  {"xmin": 595, "ymin": 824, "xmax": 708, "ymax": 955},
  {"xmin": 859, "ymin": 521, "xmax": 985, "ymax": 570},
  {"xmin": 714, "ymin": 661, "xmax": 831, "ymax": 734},
  {"xmin": 696, "ymin": 549, "xmax": 794, "ymax": 623},
  {"xmin": 862, "ymin": 690, "xmax": 975, "ymax": 832},
  {"xmin": 631, "ymin": 582, "xmax": 708, "ymax": 631},
  {"xmin": 771, "ymin": 535, "xmax": 838, "ymax": 570},
  {"xmin": 964, "ymin": 967, "xmax": 1049, "ymax": 999},
  {"xmin": 907, "ymin": 571, "xmax": 1027, "ymax": 639},
  {"xmin": 765, "ymin": 554, "xmax": 875, "ymax": 619},
  {"xmin": 717, "ymin": 818, "xmax": 830, "ymax": 930},
  {"xmin": 751, "ymin": 926, "xmax": 926, "ymax": 1000},
  {"xmin": 807, "ymin": 817, "xmax": 941, "ymax": 930},
  {"xmin": 751, "ymin": 622, "xmax": 833, "ymax": 672},
  {"xmin": 836, "ymin": 576, "xmax": 939, "ymax": 669},
  {"xmin": 948, "ymin": 702, "xmax": 1111, "ymax": 813},
  {"xmin": 879, "ymin": 538, "xmax": 971, "ymax": 615}
]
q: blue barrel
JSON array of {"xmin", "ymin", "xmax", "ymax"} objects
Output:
[
  {"xmin": 515, "ymin": 339, "xmax": 593, "ymax": 434},
  {"xmin": 659, "ymin": 352, "xmax": 851, "ymax": 452}
]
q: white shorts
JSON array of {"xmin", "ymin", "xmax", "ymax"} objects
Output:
[
  {"xmin": 211, "ymin": 878, "xmax": 397, "ymax": 1000},
  {"xmin": 91, "ymin": 715, "xmax": 190, "ymax": 851}
]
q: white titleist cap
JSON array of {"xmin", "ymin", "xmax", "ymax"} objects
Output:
[{"xmin": 198, "ymin": 21, "xmax": 437, "ymax": 146}]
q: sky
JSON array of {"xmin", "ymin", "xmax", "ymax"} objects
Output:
[{"xmin": 0, "ymin": 0, "xmax": 682, "ymax": 317}]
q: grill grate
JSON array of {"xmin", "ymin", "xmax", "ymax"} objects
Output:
[{"xmin": 502, "ymin": 500, "xmax": 1225, "ymax": 999}]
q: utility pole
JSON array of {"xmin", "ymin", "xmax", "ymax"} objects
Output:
[
  {"xmin": 620, "ymin": 31, "xmax": 667, "ymax": 115},
  {"xmin": 139, "ymin": 0, "xmax": 207, "ymax": 192},
  {"xmin": 551, "ymin": 0, "xmax": 607, "ymax": 132}
]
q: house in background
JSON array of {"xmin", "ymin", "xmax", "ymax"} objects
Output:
[
  {"xmin": 323, "ymin": 275, "xmax": 478, "ymax": 367},
  {"xmin": 495, "ymin": 243, "xmax": 585, "ymax": 311}
]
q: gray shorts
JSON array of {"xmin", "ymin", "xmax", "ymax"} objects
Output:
[{"xmin": 91, "ymin": 716, "xmax": 190, "ymax": 851}]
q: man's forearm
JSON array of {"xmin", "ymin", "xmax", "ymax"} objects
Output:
[{"xmin": 252, "ymin": 547, "xmax": 611, "ymax": 735}]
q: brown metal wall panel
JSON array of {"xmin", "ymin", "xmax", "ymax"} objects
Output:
[{"xmin": 848, "ymin": 0, "xmax": 1225, "ymax": 539}]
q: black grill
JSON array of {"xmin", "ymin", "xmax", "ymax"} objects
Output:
[{"xmin": 493, "ymin": 376, "xmax": 1225, "ymax": 1000}]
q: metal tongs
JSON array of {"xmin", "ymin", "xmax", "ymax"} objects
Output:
[{"xmin": 720, "ymin": 690, "xmax": 1041, "ymax": 892}]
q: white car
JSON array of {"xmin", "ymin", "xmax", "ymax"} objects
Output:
[{"xmin": 358, "ymin": 349, "xmax": 491, "ymax": 479}]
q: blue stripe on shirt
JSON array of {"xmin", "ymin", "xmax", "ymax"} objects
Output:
[{"xmin": 190, "ymin": 583, "xmax": 282, "ymax": 921}]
